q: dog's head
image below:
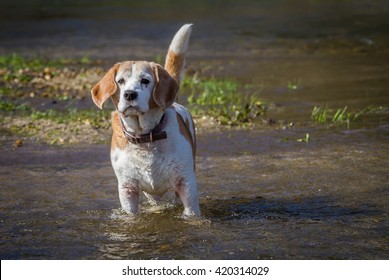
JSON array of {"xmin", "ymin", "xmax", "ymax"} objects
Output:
[{"xmin": 91, "ymin": 61, "xmax": 178, "ymax": 116}]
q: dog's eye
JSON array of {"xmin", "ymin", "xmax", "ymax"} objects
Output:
[
  {"xmin": 141, "ymin": 78, "xmax": 150, "ymax": 86},
  {"xmin": 117, "ymin": 78, "xmax": 125, "ymax": 85}
]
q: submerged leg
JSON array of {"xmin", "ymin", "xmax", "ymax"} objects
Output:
[
  {"xmin": 175, "ymin": 176, "xmax": 200, "ymax": 217},
  {"xmin": 118, "ymin": 182, "xmax": 139, "ymax": 214}
]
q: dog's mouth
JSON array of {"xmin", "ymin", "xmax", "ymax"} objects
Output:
[{"xmin": 119, "ymin": 106, "xmax": 145, "ymax": 117}]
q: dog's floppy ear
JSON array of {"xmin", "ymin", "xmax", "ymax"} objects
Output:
[
  {"xmin": 91, "ymin": 63, "xmax": 120, "ymax": 109},
  {"xmin": 150, "ymin": 62, "xmax": 179, "ymax": 110}
]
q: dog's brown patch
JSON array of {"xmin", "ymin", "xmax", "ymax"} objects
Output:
[
  {"xmin": 176, "ymin": 112, "xmax": 196, "ymax": 167},
  {"xmin": 165, "ymin": 51, "xmax": 184, "ymax": 83},
  {"xmin": 111, "ymin": 111, "xmax": 128, "ymax": 151},
  {"xmin": 150, "ymin": 62, "xmax": 179, "ymax": 110},
  {"xmin": 91, "ymin": 63, "xmax": 120, "ymax": 109}
]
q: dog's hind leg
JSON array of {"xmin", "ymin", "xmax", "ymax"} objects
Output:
[{"xmin": 175, "ymin": 175, "xmax": 200, "ymax": 217}]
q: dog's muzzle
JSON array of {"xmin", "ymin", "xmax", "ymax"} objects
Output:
[{"xmin": 124, "ymin": 90, "xmax": 138, "ymax": 101}]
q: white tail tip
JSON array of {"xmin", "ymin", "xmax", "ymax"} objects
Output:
[{"xmin": 168, "ymin": 23, "xmax": 193, "ymax": 54}]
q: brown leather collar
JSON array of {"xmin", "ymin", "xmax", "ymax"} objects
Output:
[{"xmin": 119, "ymin": 113, "xmax": 168, "ymax": 145}]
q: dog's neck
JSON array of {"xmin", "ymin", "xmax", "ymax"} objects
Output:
[{"xmin": 121, "ymin": 108, "xmax": 165, "ymax": 135}]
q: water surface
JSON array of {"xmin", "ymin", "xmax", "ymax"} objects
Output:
[{"xmin": 1, "ymin": 125, "xmax": 388, "ymax": 259}]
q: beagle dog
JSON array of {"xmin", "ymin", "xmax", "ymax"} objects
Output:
[{"xmin": 91, "ymin": 24, "xmax": 200, "ymax": 217}]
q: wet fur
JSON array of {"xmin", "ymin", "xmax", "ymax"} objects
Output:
[{"xmin": 90, "ymin": 24, "xmax": 200, "ymax": 216}]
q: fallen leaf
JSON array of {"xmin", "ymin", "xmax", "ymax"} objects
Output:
[{"xmin": 14, "ymin": 139, "xmax": 23, "ymax": 147}]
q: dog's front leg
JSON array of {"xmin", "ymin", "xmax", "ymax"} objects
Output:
[{"xmin": 118, "ymin": 182, "xmax": 139, "ymax": 214}]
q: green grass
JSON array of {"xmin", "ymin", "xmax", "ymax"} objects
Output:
[
  {"xmin": 287, "ymin": 78, "xmax": 302, "ymax": 91},
  {"xmin": 0, "ymin": 53, "xmax": 91, "ymax": 86},
  {"xmin": 0, "ymin": 98, "xmax": 111, "ymax": 129},
  {"xmin": 1, "ymin": 54, "xmax": 266, "ymax": 127},
  {"xmin": 29, "ymin": 108, "xmax": 111, "ymax": 128},
  {"xmin": 0, "ymin": 54, "xmax": 44, "ymax": 70},
  {"xmin": 0, "ymin": 105, "xmax": 112, "ymax": 145},
  {"xmin": 0, "ymin": 100, "xmax": 30, "ymax": 112},
  {"xmin": 0, "ymin": 53, "xmax": 91, "ymax": 70},
  {"xmin": 297, "ymin": 133, "xmax": 310, "ymax": 143},
  {"xmin": 182, "ymin": 75, "xmax": 266, "ymax": 125},
  {"xmin": 312, "ymin": 106, "xmax": 356, "ymax": 128},
  {"xmin": 1, "ymin": 54, "xmax": 58, "ymax": 83},
  {"xmin": 311, "ymin": 105, "xmax": 389, "ymax": 128},
  {"xmin": 312, "ymin": 106, "xmax": 356, "ymax": 127}
]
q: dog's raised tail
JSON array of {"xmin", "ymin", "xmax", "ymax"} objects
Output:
[{"xmin": 165, "ymin": 23, "xmax": 193, "ymax": 84}]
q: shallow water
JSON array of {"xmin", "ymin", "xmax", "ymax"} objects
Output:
[
  {"xmin": 1, "ymin": 125, "xmax": 388, "ymax": 259},
  {"xmin": 1, "ymin": 0, "xmax": 389, "ymax": 259}
]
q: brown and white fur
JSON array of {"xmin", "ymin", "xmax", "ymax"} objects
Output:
[{"xmin": 91, "ymin": 24, "xmax": 200, "ymax": 216}]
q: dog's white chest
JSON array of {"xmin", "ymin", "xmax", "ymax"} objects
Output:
[{"xmin": 111, "ymin": 146, "xmax": 176, "ymax": 194}]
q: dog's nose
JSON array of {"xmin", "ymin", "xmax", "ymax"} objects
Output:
[{"xmin": 124, "ymin": 90, "xmax": 138, "ymax": 101}]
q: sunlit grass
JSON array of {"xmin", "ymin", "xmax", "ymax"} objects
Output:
[
  {"xmin": 297, "ymin": 133, "xmax": 310, "ymax": 143},
  {"xmin": 30, "ymin": 108, "xmax": 111, "ymax": 129},
  {"xmin": 182, "ymin": 74, "xmax": 266, "ymax": 125},
  {"xmin": 287, "ymin": 78, "xmax": 302, "ymax": 91},
  {"xmin": 0, "ymin": 53, "xmax": 88, "ymax": 84},
  {"xmin": 311, "ymin": 105, "xmax": 389, "ymax": 128},
  {"xmin": 0, "ymin": 53, "xmax": 91, "ymax": 70},
  {"xmin": 312, "ymin": 106, "xmax": 356, "ymax": 128}
]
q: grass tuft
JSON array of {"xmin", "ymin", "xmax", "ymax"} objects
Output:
[
  {"xmin": 311, "ymin": 105, "xmax": 389, "ymax": 128},
  {"xmin": 297, "ymin": 133, "xmax": 310, "ymax": 143},
  {"xmin": 312, "ymin": 106, "xmax": 354, "ymax": 127},
  {"xmin": 287, "ymin": 78, "xmax": 302, "ymax": 91},
  {"xmin": 182, "ymin": 75, "xmax": 266, "ymax": 126},
  {"xmin": 29, "ymin": 108, "xmax": 111, "ymax": 129}
]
